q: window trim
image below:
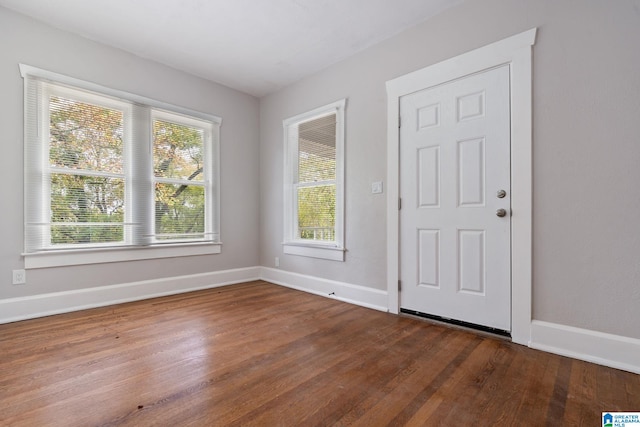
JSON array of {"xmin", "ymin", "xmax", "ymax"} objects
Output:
[
  {"xmin": 150, "ymin": 110, "xmax": 216, "ymax": 245},
  {"xmin": 19, "ymin": 64, "xmax": 221, "ymax": 124},
  {"xmin": 23, "ymin": 242, "xmax": 222, "ymax": 269},
  {"xmin": 40, "ymin": 83, "xmax": 132, "ymax": 249},
  {"xmin": 282, "ymin": 99, "xmax": 346, "ymax": 261},
  {"xmin": 20, "ymin": 64, "xmax": 222, "ymax": 268}
]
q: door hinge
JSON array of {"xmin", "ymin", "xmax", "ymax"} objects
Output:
[
  {"xmin": 398, "ymin": 280, "xmax": 402, "ymax": 291},
  {"xmin": 398, "ymin": 116, "xmax": 401, "ymax": 128},
  {"xmin": 398, "ymin": 198, "xmax": 402, "ymax": 210}
]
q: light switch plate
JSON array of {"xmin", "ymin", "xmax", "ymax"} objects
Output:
[{"xmin": 372, "ymin": 181, "xmax": 383, "ymax": 194}]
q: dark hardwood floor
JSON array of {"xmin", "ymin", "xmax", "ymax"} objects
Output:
[{"xmin": 0, "ymin": 280, "xmax": 638, "ymax": 426}]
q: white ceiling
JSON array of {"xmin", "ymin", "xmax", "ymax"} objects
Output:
[{"xmin": 0, "ymin": 0, "xmax": 463, "ymax": 97}]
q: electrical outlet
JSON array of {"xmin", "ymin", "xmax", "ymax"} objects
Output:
[
  {"xmin": 275, "ymin": 257, "xmax": 280, "ymax": 268},
  {"xmin": 12, "ymin": 269, "xmax": 26, "ymax": 285}
]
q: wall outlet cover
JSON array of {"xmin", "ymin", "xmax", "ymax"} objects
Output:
[{"xmin": 12, "ymin": 269, "xmax": 26, "ymax": 285}]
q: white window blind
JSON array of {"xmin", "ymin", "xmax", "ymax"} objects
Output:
[
  {"xmin": 296, "ymin": 113, "xmax": 337, "ymax": 241},
  {"xmin": 21, "ymin": 65, "xmax": 221, "ymax": 254},
  {"xmin": 152, "ymin": 112, "xmax": 213, "ymax": 241},
  {"xmin": 283, "ymin": 99, "xmax": 346, "ymax": 261}
]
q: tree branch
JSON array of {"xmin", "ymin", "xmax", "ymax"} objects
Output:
[{"xmin": 171, "ymin": 167, "xmax": 203, "ymax": 198}]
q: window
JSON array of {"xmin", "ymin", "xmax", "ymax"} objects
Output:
[
  {"xmin": 21, "ymin": 65, "xmax": 220, "ymax": 267},
  {"xmin": 152, "ymin": 112, "xmax": 213, "ymax": 242},
  {"xmin": 283, "ymin": 99, "xmax": 346, "ymax": 261}
]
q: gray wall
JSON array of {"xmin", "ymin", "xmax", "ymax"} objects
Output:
[
  {"xmin": 2, "ymin": 0, "xmax": 639, "ymax": 342},
  {"xmin": 0, "ymin": 7, "xmax": 260, "ymax": 298},
  {"xmin": 260, "ymin": 0, "xmax": 640, "ymax": 339}
]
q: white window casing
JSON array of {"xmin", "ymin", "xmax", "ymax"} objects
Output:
[
  {"xmin": 283, "ymin": 99, "xmax": 346, "ymax": 261},
  {"xmin": 20, "ymin": 64, "xmax": 221, "ymax": 269}
]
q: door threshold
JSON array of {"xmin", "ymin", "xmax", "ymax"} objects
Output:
[{"xmin": 400, "ymin": 308, "xmax": 511, "ymax": 339}]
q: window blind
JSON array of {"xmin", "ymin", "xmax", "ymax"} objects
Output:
[
  {"xmin": 22, "ymin": 66, "xmax": 221, "ymax": 253},
  {"xmin": 296, "ymin": 113, "xmax": 337, "ymax": 241},
  {"xmin": 282, "ymin": 97, "xmax": 345, "ymax": 259}
]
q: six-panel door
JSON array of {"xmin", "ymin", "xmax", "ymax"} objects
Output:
[{"xmin": 399, "ymin": 65, "xmax": 511, "ymax": 331}]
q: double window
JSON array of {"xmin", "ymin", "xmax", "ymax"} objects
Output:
[
  {"xmin": 21, "ymin": 65, "xmax": 220, "ymax": 265},
  {"xmin": 283, "ymin": 99, "xmax": 346, "ymax": 261}
]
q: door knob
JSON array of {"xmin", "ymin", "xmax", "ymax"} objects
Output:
[
  {"xmin": 496, "ymin": 209, "xmax": 507, "ymax": 217},
  {"xmin": 497, "ymin": 190, "xmax": 506, "ymax": 198}
]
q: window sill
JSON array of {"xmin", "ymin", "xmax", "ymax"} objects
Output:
[
  {"xmin": 23, "ymin": 242, "xmax": 222, "ymax": 269},
  {"xmin": 283, "ymin": 242, "xmax": 345, "ymax": 261}
]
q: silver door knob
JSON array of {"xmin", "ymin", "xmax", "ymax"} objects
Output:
[
  {"xmin": 496, "ymin": 209, "xmax": 507, "ymax": 217},
  {"xmin": 497, "ymin": 190, "xmax": 507, "ymax": 198}
]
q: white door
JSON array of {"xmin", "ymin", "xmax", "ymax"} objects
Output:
[{"xmin": 399, "ymin": 65, "xmax": 511, "ymax": 331}]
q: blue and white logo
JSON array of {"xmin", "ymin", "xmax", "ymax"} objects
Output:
[
  {"xmin": 603, "ymin": 412, "xmax": 640, "ymax": 427},
  {"xmin": 603, "ymin": 413, "xmax": 613, "ymax": 427}
]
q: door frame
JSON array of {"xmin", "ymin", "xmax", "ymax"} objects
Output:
[{"xmin": 386, "ymin": 28, "xmax": 537, "ymax": 345}]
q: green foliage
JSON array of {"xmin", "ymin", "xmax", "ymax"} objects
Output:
[
  {"xmin": 50, "ymin": 174, "xmax": 124, "ymax": 244},
  {"xmin": 298, "ymin": 185, "xmax": 335, "ymax": 241},
  {"xmin": 48, "ymin": 97, "xmax": 207, "ymax": 245},
  {"xmin": 49, "ymin": 96, "xmax": 124, "ymax": 245},
  {"xmin": 155, "ymin": 183, "xmax": 205, "ymax": 239},
  {"xmin": 153, "ymin": 120, "xmax": 203, "ymax": 180},
  {"xmin": 297, "ymin": 144, "xmax": 336, "ymax": 242},
  {"xmin": 153, "ymin": 120, "xmax": 206, "ymax": 239},
  {"xmin": 50, "ymin": 96, "xmax": 123, "ymax": 173}
]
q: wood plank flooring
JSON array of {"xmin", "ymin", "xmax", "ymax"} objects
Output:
[{"xmin": 0, "ymin": 280, "xmax": 638, "ymax": 426}]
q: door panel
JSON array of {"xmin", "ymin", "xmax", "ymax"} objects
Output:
[
  {"xmin": 399, "ymin": 65, "xmax": 511, "ymax": 331},
  {"xmin": 418, "ymin": 146, "xmax": 440, "ymax": 207},
  {"xmin": 418, "ymin": 229, "xmax": 439, "ymax": 288}
]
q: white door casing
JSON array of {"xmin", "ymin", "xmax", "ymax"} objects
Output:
[
  {"xmin": 386, "ymin": 28, "xmax": 536, "ymax": 345},
  {"xmin": 399, "ymin": 66, "xmax": 511, "ymax": 331}
]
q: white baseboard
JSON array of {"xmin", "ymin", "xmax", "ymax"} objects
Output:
[
  {"xmin": 0, "ymin": 267, "xmax": 260, "ymax": 324},
  {"xmin": 260, "ymin": 267, "xmax": 388, "ymax": 312},
  {"xmin": 4, "ymin": 267, "xmax": 637, "ymax": 375},
  {"xmin": 530, "ymin": 320, "xmax": 640, "ymax": 374}
]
